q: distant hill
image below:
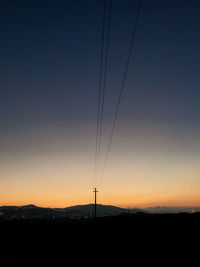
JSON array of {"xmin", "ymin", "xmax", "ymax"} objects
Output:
[
  {"xmin": 144, "ymin": 206, "xmax": 200, "ymax": 213},
  {"xmin": 63, "ymin": 204, "xmax": 142, "ymax": 217},
  {"xmin": 0, "ymin": 204, "xmax": 142, "ymax": 219},
  {"xmin": 0, "ymin": 204, "xmax": 199, "ymax": 219}
]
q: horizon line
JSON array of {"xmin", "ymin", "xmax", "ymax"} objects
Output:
[{"xmin": 0, "ymin": 203, "xmax": 200, "ymax": 209}]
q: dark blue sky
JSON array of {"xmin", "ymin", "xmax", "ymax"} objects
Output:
[{"xmin": 1, "ymin": 0, "xmax": 200, "ymax": 134}]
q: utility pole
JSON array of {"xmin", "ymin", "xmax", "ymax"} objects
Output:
[{"xmin": 93, "ymin": 188, "xmax": 98, "ymax": 218}]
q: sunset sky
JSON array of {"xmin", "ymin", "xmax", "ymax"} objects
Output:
[{"xmin": 1, "ymin": 0, "xmax": 200, "ymax": 208}]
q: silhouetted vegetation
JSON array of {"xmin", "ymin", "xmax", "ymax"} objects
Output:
[{"xmin": 0, "ymin": 213, "xmax": 199, "ymax": 266}]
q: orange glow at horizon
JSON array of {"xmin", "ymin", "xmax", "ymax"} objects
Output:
[{"xmin": 1, "ymin": 123, "xmax": 200, "ymax": 208}]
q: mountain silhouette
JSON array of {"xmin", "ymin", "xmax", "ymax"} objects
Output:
[
  {"xmin": 0, "ymin": 204, "xmax": 199, "ymax": 219},
  {"xmin": 63, "ymin": 204, "xmax": 142, "ymax": 217},
  {"xmin": 144, "ymin": 206, "xmax": 200, "ymax": 213},
  {"xmin": 0, "ymin": 204, "xmax": 142, "ymax": 219}
]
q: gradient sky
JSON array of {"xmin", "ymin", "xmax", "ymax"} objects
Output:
[{"xmin": 1, "ymin": 0, "xmax": 200, "ymax": 208}]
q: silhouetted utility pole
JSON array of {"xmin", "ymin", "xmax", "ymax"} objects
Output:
[{"xmin": 93, "ymin": 188, "xmax": 98, "ymax": 218}]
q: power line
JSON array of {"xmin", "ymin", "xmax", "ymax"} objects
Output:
[
  {"xmin": 94, "ymin": 0, "xmax": 107, "ymax": 187},
  {"xmin": 96, "ymin": 0, "xmax": 112, "ymax": 185},
  {"xmin": 100, "ymin": 0, "xmax": 143, "ymax": 184}
]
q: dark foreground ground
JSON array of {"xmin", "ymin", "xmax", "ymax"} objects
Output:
[{"xmin": 0, "ymin": 213, "xmax": 200, "ymax": 266}]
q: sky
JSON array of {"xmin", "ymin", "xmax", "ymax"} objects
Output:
[{"xmin": 1, "ymin": 0, "xmax": 200, "ymax": 208}]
